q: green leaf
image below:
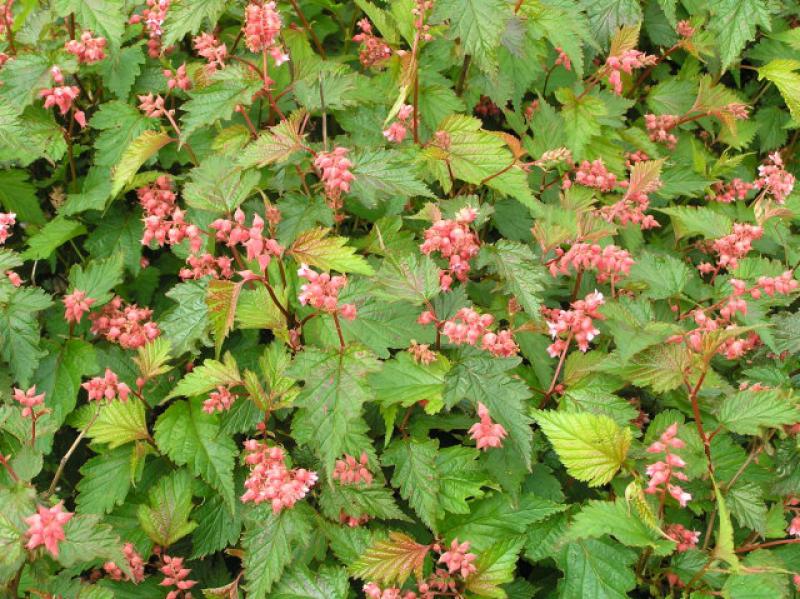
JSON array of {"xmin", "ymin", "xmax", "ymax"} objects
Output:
[
  {"xmin": 110, "ymin": 130, "xmax": 171, "ymax": 197},
  {"xmin": 600, "ymin": 297, "xmax": 677, "ymax": 361},
  {"xmin": 583, "ymin": 0, "xmax": 642, "ymax": 45},
  {"xmin": 54, "ymin": 0, "xmax": 126, "ymax": 47},
  {"xmin": 206, "ymin": 279, "xmax": 243, "ymax": 357},
  {"xmin": 710, "ymin": 0, "xmax": 771, "ymax": 72},
  {"xmin": 183, "ymin": 157, "xmax": 260, "ymax": 213},
  {"xmin": 91, "ymin": 101, "xmax": 158, "ymax": 168},
  {"xmin": 436, "ymin": 446, "xmax": 488, "ymax": 514},
  {"xmin": 555, "ymin": 88, "xmax": 606, "ymax": 158},
  {"xmin": 533, "ymin": 411, "xmax": 632, "ymax": 486},
  {"xmin": 161, "ymin": 0, "xmax": 228, "ymax": 46},
  {"xmin": 154, "ymin": 397, "xmax": 237, "ymax": 511},
  {"xmin": 556, "ymin": 537, "xmax": 637, "ymax": 599},
  {"xmin": 0, "ymin": 170, "xmax": 45, "ymax": 226},
  {"xmin": 137, "ymin": 469, "xmax": 197, "ymax": 547},
  {"xmin": 0, "ymin": 286, "xmax": 52, "ymax": 386},
  {"xmin": 160, "ymin": 280, "xmax": 212, "ymax": 356},
  {"xmin": 57, "ymin": 514, "xmax": 126, "ymax": 570},
  {"xmin": 658, "ymin": 206, "xmax": 734, "ymax": 239},
  {"xmin": 22, "ymin": 216, "xmax": 86, "ymax": 260},
  {"xmin": 758, "ymin": 60, "xmax": 800, "ymax": 123},
  {"xmin": 0, "ymin": 54, "xmax": 52, "ymax": 111},
  {"xmin": 382, "ymin": 438, "xmax": 441, "ymax": 531},
  {"xmin": 86, "ymin": 400, "xmax": 149, "ymax": 449},
  {"xmin": 718, "ymin": 389, "xmax": 799, "ymax": 435},
  {"xmin": 350, "ymin": 149, "xmax": 434, "ymax": 208},
  {"xmin": 180, "ymin": 69, "xmax": 262, "ymax": 140},
  {"xmin": 76, "ymin": 446, "xmax": 134, "ymax": 514},
  {"xmin": 191, "ymin": 489, "xmax": 242, "ymax": 559},
  {"xmin": 289, "ymin": 228, "xmax": 374, "ymax": 275},
  {"xmin": 370, "ymin": 351, "xmax": 447, "ymax": 409},
  {"xmin": 99, "ymin": 45, "xmax": 146, "ymax": 99},
  {"xmin": 271, "ymin": 564, "xmax": 349, "ymax": 599},
  {"xmin": 627, "ymin": 251, "xmax": 692, "ymax": 300},
  {"xmin": 68, "ymin": 253, "xmax": 124, "ymax": 306},
  {"xmin": 601, "ymin": 343, "xmax": 692, "ymax": 393},
  {"xmin": 318, "ymin": 483, "xmax": 409, "ymax": 522},
  {"xmin": 432, "ymin": 0, "xmax": 508, "ymax": 73},
  {"xmin": 481, "ymin": 240, "xmax": 547, "ymax": 315},
  {"xmin": 726, "ymin": 481, "xmax": 767, "ymax": 534},
  {"xmin": 167, "ymin": 353, "xmax": 241, "ymax": 399},
  {"xmin": 61, "ymin": 167, "xmax": 113, "ymax": 216},
  {"xmin": 372, "ymin": 254, "xmax": 441, "ymax": 304},
  {"xmin": 711, "ymin": 476, "xmax": 740, "ymax": 569},
  {"xmin": 465, "ymin": 537, "xmax": 524, "ymax": 598},
  {"xmin": 350, "ymin": 532, "xmax": 430, "ymax": 585},
  {"xmin": 242, "ymin": 507, "xmax": 311, "ymax": 598}
]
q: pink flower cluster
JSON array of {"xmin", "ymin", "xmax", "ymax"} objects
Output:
[
  {"xmin": 353, "ymin": 18, "xmax": 393, "ymax": 68},
  {"xmin": 202, "ymin": 385, "xmax": 236, "ymax": 414},
  {"xmin": 297, "ymin": 264, "xmax": 357, "ymax": 319},
  {"xmin": 13, "ymin": 386, "xmax": 45, "ymax": 418},
  {"xmin": 139, "ymin": 176, "xmax": 202, "ymax": 253},
  {"xmin": 625, "ymin": 150, "xmax": 649, "ymax": 167},
  {"xmin": 563, "ymin": 159, "xmax": 624, "ymax": 192},
  {"xmin": 383, "ymin": 103, "xmax": 414, "ymax": 143},
  {"xmin": 468, "ymin": 403, "xmax": 507, "ymax": 451},
  {"xmin": 82, "ymin": 368, "xmax": 131, "ymax": 402},
  {"xmin": 645, "ymin": 423, "xmax": 691, "ymax": 507},
  {"xmin": 129, "ymin": 0, "xmax": 169, "ymax": 57},
  {"xmin": 193, "ymin": 33, "xmax": 227, "ymax": 73},
  {"xmin": 706, "ymin": 178, "xmax": 753, "ymax": 203},
  {"xmin": 179, "ymin": 253, "xmax": 234, "ymax": 280},
  {"xmin": 103, "ymin": 542, "xmax": 146, "ymax": 583},
  {"xmin": 138, "ymin": 92, "xmax": 171, "ymax": 118},
  {"xmin": 363, "ymin": 583, "xmax": 418, "ymax": 599},
  {"xmin": 0, "ymin": 0, "xmax": 12, "ymax": 36},
  {"xmin": 542, "ymin": 291, "xmax": 605, "ymax": 357},
  {"xmin": 605, "ymin": 49, "xmax": 657, "ymax": 95},
  {"xmin": 0, "ymin": 211, "xmax": 15, "ymax": 244},
  {"xmin": 676, "ymin": 20, "xmax": 695, "ymax": 38},
  {"xmin": 789, "ymin": 515, "xmax": 800, "ymax": 538},
  {"xmin": 438, "ymin": 539, "xmax": 477, "ymax": 578},
  {"xmin": 754, "ymin": 152, "xmax": 795, "ymax": 204},
  {"xmin": 408, "ymin": 340, "xmax": 436, "ymax": 365},
  {"xmin": 243, "ymin": 2, "xmax": 288, "ymax": 65},
  {"xmin": 548, "ymin": 243, "xmax": 634, "ymax": 285},
  {"xmin": 420, "ymin": 207, "xmax": 480, "ymax": 291},
  {"xmin": 160, "ymin": 555, "xmax": 196, "ymax": 599},
  {"xmin": 25, "ymin": 502, "xmax": 73, "ymax": 558},
  {"xmin": 241, "ymin": 441, "xmax": 318, "ymax": 512},
  {"xmin": 599, "ymin": 183, "xmax": 661, "ymax": 230},
  {"xmin": 332, "ymin": 452, "xmax": 373, "ymax": 485},
  {"xmin": 424, "ymin": 307, "xmax": 518, "ymax": 357},
  {"xmin": 699, "ymin": 223, "xmax": 763, "ymax": 272},
  {"xmin": 89, "ymin": 296, "xmax": 160, "ymax": 350},
  {"xmin": 5, "ymin": 270, "xmax": 20, "ymax": 286},
  {"xmin": 645, "ymin": 114, "xmax": 680, "ymax": 149},
  {"xmin": 164, "ymin": 63, "xmax": 190, "ymax": 91},
  {"xmin": 65, "ymin": 31, "xmax": 107, "ymax": 64},
  {"xmin": 554, "ymin": 46, "xmax": 571, "ymax": 70},
  {"xmin": 314, "ymin": 147, "xmax": 355, "ymax": 215},
  {"xmin": 665, "ymin": 524, "xmax": 700, "ymax": 552},
  {"xmin": 63, "ymin": 289, "xmax": 95, "ymax": 324},
  {"xmin": 40, "ymin": 68, "xmax": 85, "ymax": 128},
  {"xmin": 210, "ymin": 209, "xmax": 284, "ymax": 272}
]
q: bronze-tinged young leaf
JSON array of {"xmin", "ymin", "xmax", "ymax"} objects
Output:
[
  {"xmin": 110, "ymin": 130, "xmax": 171, "ymax": 197},
  {"xmin": 623, "ymin": 159, "xmax": 663, "ymax": 202},
  {"xmin": 288, "ymin": 227, "xmax": 374, "ymax": 275},
  {"xmin": 137, "ymin": 469, "xmax": 198, "ymax": 547},
  {"xmin": 238, "ymin": 109, "xmax": 308, "ymax": 168},
  {"xmin": 206, "ymin": 279, "xmax": 244, "ymax": 358},
  {"xmin": 350, "ymin": 532, "xmax": 430, "ymax": 585}
]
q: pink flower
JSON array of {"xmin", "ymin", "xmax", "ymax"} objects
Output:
[
  {"xmin": 24, "ymin": 502, "xmax": 73, "ymax": 558},
  {"xmin": 193, "ymin": 32, "xmax": 227, "ymax": 72},
  {"xmin": 203, "ymin": 385, "xmax": 236, "ymax": 414},
  {"xmin": 13, "ymin": 386, "xmax": 45, "ymax": 418},
  {"xmin": 710, "ymin": 223, "xmax": 763, "ymax": 271},
  {"xmin": 133, "ymin": 0, "xmax": 170, "ymax": 57},
  {"xmin": 332, "ymin": 452, "xmax": 373, "ymax": 485},
  {"xmin": 665, "ymin": 524, "xmax": 700, "ymax": 551},
  {"xmin": 352, "ymin": 19, "xmax": 393, "ymax": 68},
  {"xmin": 103, "ymin": 542, "xmax": 146, "ymax": 583},
  {"xmin": 139, "ymin": 176, "xmax": 202, "ymax": 254},
  {"xmin": 566, "ymin": 159, "xmax": 622, "ymax": 192},
  {"xmin": 240, "ymin": 441, "xmax": 317, "ymax": 513},
  {"xmin": 314, "ymin": 147, "xmax": 355, "ymax": 214},
  {"xmin": 438, "ymin": 539, "xmax": 477, "ymax": 578},
  {"xmin": 409, "ymin": 340, "xmax": 436, "ymax": 365},
  {"xmin": 644, "ymin": 424, "xmax": 691, "ymax": 507},
  {"xmin": 676, "ymin": 20, "xmax": 695, "ymax": 38},
  {"xmin": 63, "ymin": 289, "xmax": 95, "ymax": 324},
  {"xmin": 89, "ymin": 296, "xmax": 160, "ymax": 350},
  {"xmin": 65, "ymin": 31, "xmax": 107, "ymax": 63},
  {"xmin": 138, "ymin": 92, "xmax": 171, "ymax": 118},
  {"xmin": 420, "ymin": 209, "xmax": 480, "ymax": 291},
  {"xmin": 754, "ymin": 152, "xmax": 795, "ymax": 204},
  {"xmin": 40, "ymin": 85, "xmax": 80, "ymax": 115},
  {"xmin": 645, "ymin": 114, "xmax": 680, "ymax": 149},
  {"xmin": 164, "ymin": 63, "xmax": 191, "ymax": 91},
  {"xmin": 542, "ymin": 291, "xmax": 605, "ymax": 356},
  {"xmin": 159, "ymin": 555, "xmax": 197, "ymax": 597},
  {"xmin": 6, "ymin": 270, "xmax": 21, "ymax": 286},
  {"xmin": 789, "ymin": 516, "xmax": 800, "ymax": 538},
  {"xmin": 297, "ymin": 264, "xmax": 356, "ymax": 320},
  {"xmin": 548, "ymin": 243, "xmax": 634, "ymax": 285},
  {"xmin": 82, "ymin": 368, "xmax": 131, "ymax": 402},
  {"xmin": 554, "ymin": 47, "xmax": 571, "ymax": 70},
  {"xmin": 383, "ymin": 122, "xmax": 407, "ymax": 143},
  {"xmin": 604, "ymin": 49, "xmax": 657, "ymax": 95},
  {"xmin": 243, "ymin": 2, "xmax": 283, "ymax": 53},
  {"xmin": 706, "ymin": 178, "xmax": 754, "ymax": 203},
  {"xmin": 468, "ymin": 403, "xmax": 507, "ymax": 450},
  {"xmin": 0, "ymin": 211, "xmax": 15, "ymax": 244}
]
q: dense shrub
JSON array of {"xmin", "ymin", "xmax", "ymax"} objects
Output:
[{"xmin": 1, "ymin": 0, "xmax": 800, "ymax": 596}]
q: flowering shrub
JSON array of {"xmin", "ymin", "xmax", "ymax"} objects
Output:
[{"xmin": 1, "ymin": 0, "xmax": 800, "ymax": 597}]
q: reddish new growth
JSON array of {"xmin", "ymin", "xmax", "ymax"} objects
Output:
[
  {"xmin": 420, "ymin": 207, "xmax": 480, "ymax": 291},
  {"xmin": 139, "ymin": 176, "xmax": 203, "ymax": 254},
  {"xmin": 210, "ymin": 208, "xmax": 284, "ymax": 273},
  {"xmin": 164, "ymin": 63, "xmax": 191, "ymax": 91},
  {"xmin": 542, "ymin": 291, "xmax": 605, "ymax": 357},
  {"xmin": 243, "ymin": 1, "xmax": 289, "ymax": 65},
  {"xmin": 555, "ymin": 47, "xmax": 571, "ymax": 71},
  {"xmin": 645, "ymin": 114, "xmax": 680, "ymax": 149},
  {"xmin": 548, "ymin": 243, "xmax": 634, "ymax": 286},
  {"xmin": 297, "ymin": 264, "xmax": 357, "ymax": 320},
  {"xmin": 63, "ymin": 289, "xmax": 95, "ymax": 324},
  {"xmin": 203, "ymin": 385, "xmax": 236, "ymax": 414},
  {"xmin": 24, "ymin": 502, "xmax": 73, "ymax": 558},
  {"xmin": 645, "ymin": 423, "xmax": 691, "ymax": 507},
  {"xmin": 383, "ymin": 103, "xmax": 414, "ymax": 143},
  {"xmin": 13, "ymin": 385, "xmax": 45, "ymax": 418},
  {"xmin": 468, "ymin": 403, "xmax": 507, "ymax": 451},
  {"xmin": 160, "ymin": 555, "xmax": 196, "ymax": 599},
  {"xmin": 438, "ymin": 538, "xmax": 478, "ymax": 578},
  {"xmin": 193, "ymin": 32, "xmax": 227, "ymax": 73},
  {"xmin": 706, "ymin": 178, "xmax": 753, "ymax": 203},
  {"xmin": 241, "ymin": 441, "xmax": 318, "ymax": 512},
  {"xmin": 332, "ymin": 452, "xmax": 373, "ymax": 485},
  {"xmin": 604, "ymin": 49, "xmax": 657, "ymax": 95},
  {"xmin": 40, "ymin": 67, "xmax": 85, "ymax": 128},
  {"xmin": 665, "ymin": 524, "xmax": 700, "ymax": 552},
  {"xmin": 129, "ymin": 0, "xmax": 170, "ymax": 57},
  {"xmin": 353, "ymin": 19, "xmax": 392, "ymax": 68},
  {"xmin": 89, "ymin": 296, "xmax": 160, "ymax": 349},
  {"xmin": 754, "ymin": 151, "xmax": 795, "ymax": 204},
  {"xmin": 0, "ymin": 211, "xmax": 14, "ymax": 244},
  {"xmin": 314, "ymin": 147, "xmax": 355, "ymax": 216},
  {"xmin": 103, "ymin": 542, "xmax": 146, "ymax": 583},
  {"xmin": 65, "ymin": 31, "xmax": 107, "ymax": 64},
  {"xmin": 0, "ymin": 0, "xmax": 12, "ymax": 36},
  {"xmin": 697, "ymin": 223, "xmax": 763, "ymax": 273},
  {"xmin": 431, "ymin": 307, "xmax": 519, "ymax": 357},
  {"xmin": 82, "ymin": 368, "xmax": 131, "ymax": 402}
]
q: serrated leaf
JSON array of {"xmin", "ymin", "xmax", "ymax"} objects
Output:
[
  {"xmin": 137, "ymin": 469, "xmax": 197, "ymax": 547},
  {"xmin": 318, "ymin": 483, "xmax": 409, "ymax": 523},
  {"xmin": 289, "ymin": 227, "xmax": 374, "ymax": 275},
  {"xmin": 566, "ymin": 499, "xmax": 674, "ymax": 553},
  {"xmin": 238, "ymin": 110, "xmax": 307, "ymax": 168},
  {"xmin": 183, "ymin": 157, "xmax": 260, "ymax": 213},
  {"xmin": 350, "ymin": 532, "xmax": 430, "ymax": 585},
  {"xmin": 110, "ymin": 130, "xmax": 171, "ymax": 197},
  {"xmin": 372, "ymin": 254, "xmax": 441, "ymax": 304},
  {"xmin": 168, "ymin": 353, "xmax": 241, "ymax": 399},
  {"xmin": 465, "ymin": 537, "xmax": 524, "ymax": 598},
  {"xmin": 627, "ymin": 251, "xmax": 691, "ymax": 300},
  {"xmin": 271, "ymin": 564, "xmax": 349, "ymax": 599},
  {"xmin": 206, "ymin": 279, "xmax": 243, "ymax": 358},
  {"xmin": 432, "ymin": 0, "xmax": 508, "ymax": 74},
  {"xmin": 718, "ymin": 389, "xmax": 799, "ymax": 435},
  {"xmin": 86, "ymin": 400, "xmax": 149, "ymax": 449},
  {"xmin": 57, "ymin": 514, "xmax": 126, "ymax": 570},
  {"xmin": 191, "ymin": 492, "xmax": 242, "ymax": 559},
  {"xmin": 350, "ymin": 149, "xmax": 434, "ymax": 208},
  {"xmin": 533, "ymin": 411, "xmax": 631, "ymax": 486},
  {"xmin": 0, "ymin": 286, "xmax": 53, "ymax": 386},
  {"xmin": 99, "ymin": 44, "xmax": 146, "ymax": 99},
  {"xmin": 154, "ymin": 397, "xmax": 238, "ymax": 511},
  {"xmin": 370, "ymin": 351, "xmax": 447, "ymax": 409},
  {"xmin": 180, "ymin": 70, "xmax": 262, "ymax": 140},
  {"xmin": 758, "ymin": 60, "xmax": 800, "ymax": 123},
  {"xmin": 557, "ymin": 537, "xmax": 636, "ymax": 599},
  {"xmin": 0, "ymin": 169, "xmax": 45, "ymax": 226},
  {"xmin": 160, "ymin": 280, "xmax": 212, "ymax": 356},
  {"xmin": 54, "ymin": 0, "xmax": 126, "ymax": 47},
  {"xmin": 76, "ymin": 446, "xmax": 134, "ymax": 515},
  {"xmin": 710, "ymin": 0, "xmax": 771, "ymax": 72},
  {"xmin": 161, "ymin": 0, "xmax": 228, "ymax": 46},
  {"xmin": 91, "ymin": 101, "xmax": 158, "ymax": 168},
  {"xmin": 22, "ymin": 216, "xmax": 86, "ymax": 260},
  {"xmin": 482, "ymin": 240, "xmax": 547, "ymax": 315},
  {"xmin": 555, "ymin": 88, "xmax": 606, "ymax": 158},
  {"xmin": 600, "ymin": 343, "xmax": 691, "ymax": 393},
  {"xmin": 382, "ymin": 438, "xmax": 441, "ymax": 531},
  {"xmin": 68, "ymin": 253, "xmax": 124, "ymax": 306}
]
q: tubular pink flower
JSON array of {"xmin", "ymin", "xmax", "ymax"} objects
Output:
[
  {"xmin": 63, "ymin": 289, "xmax": 95, "ymax": 324},
  {"xmin": 24, "ymin": 501, "xmax": 73, "ymax": 558},
  {"xmin": 468, "ymin": 403, "xmax": 507, "ymax": 450},
  {"xmin": 437, "ymin": 539, "xmax": 477, "ymax": 578},
  {"xmin": 13, "ymin": 386, "xmax": 45, "ymax": 418},
  {"xmin": 332, "ymin": 452, "xmax": 373, "ymax": 485},
  {"xmin": 240, "ymin": 441, "xmax": 317, "ymax": 513},
  {"xmin": 65, "ymin": 31, "xmax": 107, "ymax": 63},
  {"xmin": 82, "ymin": 368, "xmax": 131, "ymax": 402}
]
